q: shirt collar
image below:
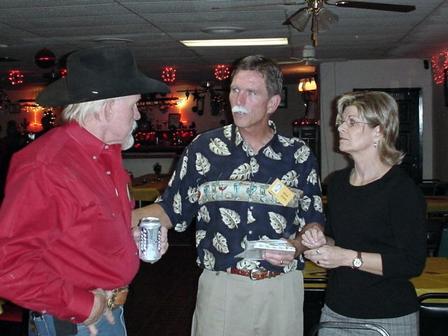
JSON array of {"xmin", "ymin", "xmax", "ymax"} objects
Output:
[
  {"xmin": 234, "ymin": 120, "xmax": 277, "ymax": 155},
  {"xmin": 65, "ymin": 122, "xmax": 122, "ymax": 158}
]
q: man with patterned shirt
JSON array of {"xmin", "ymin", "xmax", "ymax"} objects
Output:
[
  {"xmin": 0, "ymin": 46, "xmax": 168, "ymax": 336},
  {"xmin": 133, "ymin": 55, "xmax": 325, "ymax": 336}
]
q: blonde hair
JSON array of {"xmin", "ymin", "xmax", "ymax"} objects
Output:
[{"xmin": 336, "ymin": 91, "xmax": 404, "ymax": 165}]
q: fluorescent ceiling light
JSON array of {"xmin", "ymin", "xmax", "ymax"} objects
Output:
[{"xmin": 180, "ymin": 38, "xmax": 288, "ymax": 47}]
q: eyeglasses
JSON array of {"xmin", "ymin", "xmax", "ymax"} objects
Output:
[{"xmin": 336, "ymin": 116, "xmax": 370, "ymax": 128}]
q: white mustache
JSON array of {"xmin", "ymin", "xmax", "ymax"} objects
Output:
[{"xmin": 232, "ymin": 105, "xmax": 249, "ymax": 114}]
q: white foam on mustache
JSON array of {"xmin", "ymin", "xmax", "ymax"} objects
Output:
[{"xmin": 232, "ymin": 105, "xmax": 248, "ymax": 114}]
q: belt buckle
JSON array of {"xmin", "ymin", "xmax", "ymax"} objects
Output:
[
  {"xmin": 107, "ymin": 289, "xmax": 119, "ymax": 310},
  {"xmin": 249, "ymin": 267, "xmax": 264, "ymax": 280},
  {"xmin": 106, "ymin": 287, "xmax": 126, "ymax": 310}
]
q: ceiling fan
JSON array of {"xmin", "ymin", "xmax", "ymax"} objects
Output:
[
  {"xmin": 283, "ymin": 1, "xmax": 415, "ymax": 46},
  {"xmin": 213, "ymin": 1, "xmax": 415, "ymax": 47}
]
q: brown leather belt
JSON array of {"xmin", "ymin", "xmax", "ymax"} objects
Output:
[
  {"xmin": 228, "ymin": 267, "xmax": 282, "ymax": 281},
  {"xmin": 106, "ymin": 287, "xmax": 129, "ymax": 310}
]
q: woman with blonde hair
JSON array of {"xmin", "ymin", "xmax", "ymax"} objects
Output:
[{"xmin": 303, "ymin": 91, "xmax": 426, "ymax": 335}]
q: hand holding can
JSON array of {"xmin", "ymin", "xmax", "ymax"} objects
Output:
[{"xmin": 138, "ymin": 217, "xmax": 161, "ymax": 263}]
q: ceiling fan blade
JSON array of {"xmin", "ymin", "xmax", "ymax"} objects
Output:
[
  {"xmin": 330, "ymin": 1, "xmax": 415, "ymax": 12},
  {"xmin": 212, "ymin": 1, "xmax": 305, "ymax": 11},
  {"xmin": 283, "ymin": 8, "xmax": 312, "ymax": 31},
  {"xmin": 315, "ymin": 7, "xmax": 338, "ymax": 32}
]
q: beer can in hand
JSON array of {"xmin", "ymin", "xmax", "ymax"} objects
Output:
[{"xmin": 139, "ymin": 217, "xmax": 161, "ymax": 263}]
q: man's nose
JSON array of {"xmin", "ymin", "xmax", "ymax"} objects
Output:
[
  {"xmin": 134, "ymin": 108, "xmax": 141, "ymax": 120},
  {"xmin": 236, "ymin": 91, "xmax": 247, "ymax": 105}
]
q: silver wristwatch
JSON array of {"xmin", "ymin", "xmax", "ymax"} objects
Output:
[{"xmin": 352, "ymin": 251, "xmax": 363, "ymax": 269}]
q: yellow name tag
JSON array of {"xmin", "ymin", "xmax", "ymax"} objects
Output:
[{"xmin": 267, "ymin": 178, "xmax": 294, "ymax": 206}]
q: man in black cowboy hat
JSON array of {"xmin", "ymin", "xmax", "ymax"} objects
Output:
[{"xmin": 0, "ymin": 46, "xmax": 169, "ymax": 336}]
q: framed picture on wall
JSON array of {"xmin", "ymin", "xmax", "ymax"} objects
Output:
[
  {"xmin": 168, "ymin": 113, "xmax": 181, "ymax": 129},
  {"xmin": 279, "ymin": 87, "xmax": 288, "ymax": 108}
]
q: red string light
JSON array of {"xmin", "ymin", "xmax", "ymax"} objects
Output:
[
  {"xmin": 214, "ymin": 64, "xmax": 230, "ymax": 81},
  {"xmin": 431, "ymin": 50, "xmax": 448, "ymax": 85},
  {"xmin": 161, "ymin": 66, "xmax": 176, "ymax": 84},
  {"xmin": 59, "ymin": 67, "xmax": 68, "ymax": 78},
  {"xmin": 8, "ymin": 69, "xmax": 24, "ymax": 85}
]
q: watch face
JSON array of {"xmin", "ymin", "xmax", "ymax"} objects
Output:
[{"xmin": 353, "ymin": 258, "xmax": 362, "ymax": 268}]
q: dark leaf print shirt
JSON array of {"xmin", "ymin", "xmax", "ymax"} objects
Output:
[{"xmin": 157, "ymin": 121, "xmax": 324, "ymax": 273}]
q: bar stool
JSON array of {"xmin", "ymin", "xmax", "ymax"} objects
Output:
[{"xmin": 419, "ymin": 292, "xmax": 448, "ymax": 336}]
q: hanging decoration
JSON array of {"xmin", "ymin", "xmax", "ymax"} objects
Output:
[
  {"xmin": 214, "ymin": 64, "xmax": 230, "ymax": 81},
  {"xmin": 431, "ymin": 50, "xmax": 448, "ymax": 85},
  {"xmin": 161, "ymin": 66, "xmax": 176, "ymax": 84},
  {"xmin": 8, "ymin": 69, "xmax": 24, "ymax": 85},
  {"xmin": 59, "ymin": 67, "xmax": 68, "ymax": 78},
  {"xmin": 34, "ymin": 48, "xmax": 56, "ymax": 69}
]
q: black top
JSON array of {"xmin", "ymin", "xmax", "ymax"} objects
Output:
[{"xmin": 325, "ymin": 165, "xmax": 427, "ymax": 318}]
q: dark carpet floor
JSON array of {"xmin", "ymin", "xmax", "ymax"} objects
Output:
[{"xmin": 124, "ymin": 233, "xmax": 200, "ymax": 336}]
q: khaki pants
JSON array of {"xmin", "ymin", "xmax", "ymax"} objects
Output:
[{"xmin": 191, "ymin": 269, "xmax": 304, "ymax": 336}]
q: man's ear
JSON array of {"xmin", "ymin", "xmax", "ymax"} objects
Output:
[
  {"xmin": 267, "ymin": 94, "xmax": 281, "ymax": 115},
  {"xmin": 101, "ymin": 100, "xmax": 114, "ymax": 122}
]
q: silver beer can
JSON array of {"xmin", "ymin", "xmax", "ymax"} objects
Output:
[{"xmin": 139, "ymin": 217, "xmax": 161, "ymax": 263}]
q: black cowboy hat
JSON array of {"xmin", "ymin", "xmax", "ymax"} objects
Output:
[{"xmin": 36, "ymin": 46, "xmax": 169, "ymax": 106}]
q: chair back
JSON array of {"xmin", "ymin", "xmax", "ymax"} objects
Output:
[
  {"xmin": 308, "ymin": 321, "xmax": 390, "ymax": 336},
  {"xmin": 419, "ymin": 292, "xmax": 448, "ymax": 336}
]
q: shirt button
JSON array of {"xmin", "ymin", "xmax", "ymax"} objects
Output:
[
  {"xmin": 70, "ymin": 317, "xmax": 76, "ymax": 321},
  {"xmin": 250, "ymin": 206, "xmax": 254, "ymax": 210},
  {"xmin": 112, "ymin": 212, "xmax": 116, "ymax": 217},
  {"xmin": 106, "ymin": 171, "xmax": 111, "ymax": 175},
  {"xmin": 92, "ymin": 155, "xmax": 97, "ymax": 160},
  {"xmin": 104, "ymin": 145, "xmax": 109, "ymax": 150},
  {"xmin": 248, "ymin": 230, "xmax": 253, "ymax": 234}
]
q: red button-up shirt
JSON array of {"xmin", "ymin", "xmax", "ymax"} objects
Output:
[{"xmin": 0, "ymin": 123, "xmax": 139, "ymax": 323}]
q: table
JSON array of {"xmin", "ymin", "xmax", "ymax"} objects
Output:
[
  {"xmin": 303, "ymin": 257, "xmax": 448, "ymax": 297},
  {"xmin": 426, "ymin": 196, "xmax": 448, "ymax": 214},
  {"xmin": 131, "ymin": 174, "xmax": 170, "ymax": 206}
]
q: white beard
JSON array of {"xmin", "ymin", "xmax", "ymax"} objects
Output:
[{"xmin": 121, "ymin": 121, "xmax": 138, "ymax": 150}]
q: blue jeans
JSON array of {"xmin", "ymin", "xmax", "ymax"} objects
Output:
[{"xmin": 30, "ymin": 307, "xmax": 127, "ymax": 336}]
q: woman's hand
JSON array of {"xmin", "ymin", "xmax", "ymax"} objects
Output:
[
  {"xmin": 301, "ymin": 228, "xmax": 326, "ymax": 249},
  {"xmin": 304, "ymin": 245, "xmax": 353, "ymax": 269}
]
